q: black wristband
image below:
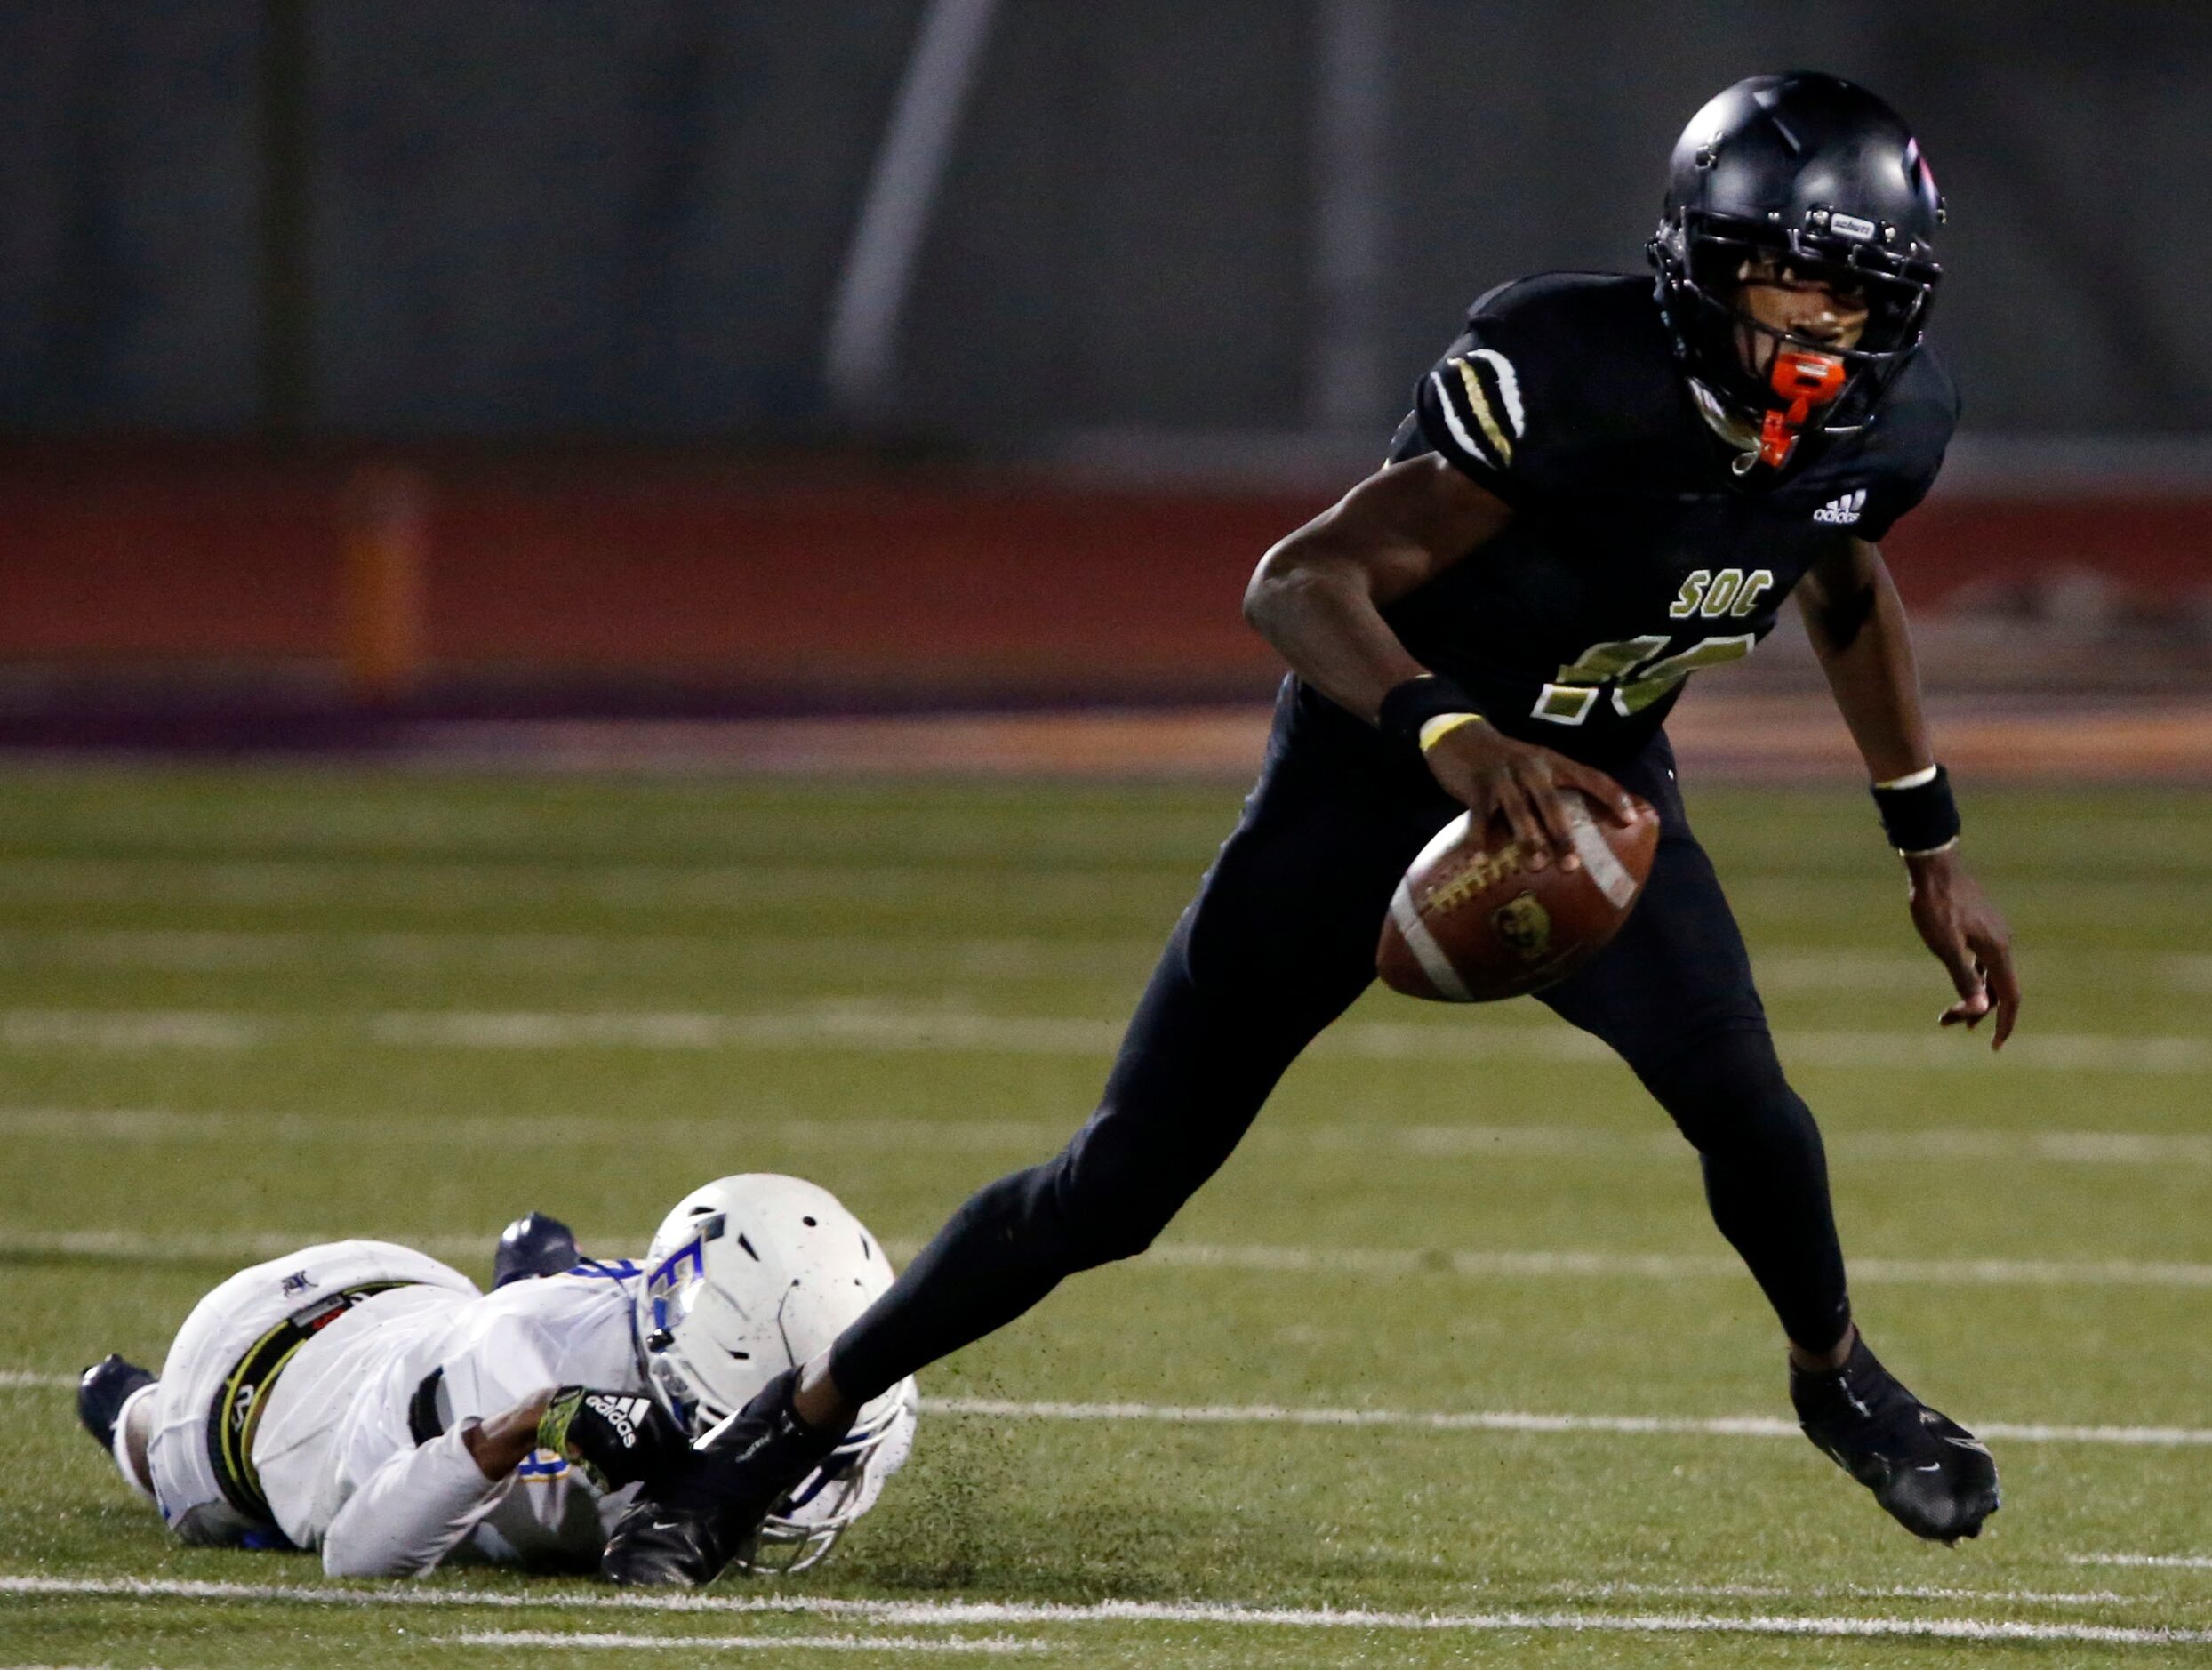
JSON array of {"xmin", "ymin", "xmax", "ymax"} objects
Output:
[
  {"xmin": 1870, "ymin": 764, "xmax": 1961, "ymax": 855},
  {"xmin": 1377, "ymin": 674, "xmax": 1485, "ymax": 752}
]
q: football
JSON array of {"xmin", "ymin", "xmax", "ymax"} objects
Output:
[{"xmin": 1376, "ymin": 790, "xmax": 1661, "ymax": 1001}]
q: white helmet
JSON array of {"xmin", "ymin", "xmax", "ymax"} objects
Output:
[{"xmin": 635, "ymin": 1173, "xmax": 918, "ymax": 1572}]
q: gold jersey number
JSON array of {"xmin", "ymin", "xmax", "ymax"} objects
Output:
[
  {"xmin": 1528, "ymin": 567, "xmax": 1775, "ymax": 724},
  {"xmin": 1532, "ymin": 631, "xmax": 1758, "ymax": 724}
]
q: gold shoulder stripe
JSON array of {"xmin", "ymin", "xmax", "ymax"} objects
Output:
[
  {"xmin": 1426, "ymin": 371, "xmax": 1496, "ymax": 472},
  {"xmin": 1472, "ymin": 348, "xmax": 1526, "ymax": 437},
  {"xmin": 1452, "ymin": 357, "xmax": 1514, "ymax": 467}
]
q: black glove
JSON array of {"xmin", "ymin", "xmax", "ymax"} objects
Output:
[
  {"xmin": 600, "ymin": 1449, "xmax": 739, "ymax": 1586},
  {"xmin": 538, "ymin": 1387, "xmax": 688, "ymax": 1493},
  {"xmin": 601, "ymin": 1367, "xmax": 845, "ymax": 1586}
]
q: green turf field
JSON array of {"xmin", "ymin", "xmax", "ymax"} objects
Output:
[{"xmin": 3, "ymin": 765, "xmax": 2209, "ymax": 1666}]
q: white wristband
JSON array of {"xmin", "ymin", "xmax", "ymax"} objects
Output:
[
  {"xmin": 1874, "ymin": 763, "xmax": 1940, "ymax": 791},
  {"xmin": 110, "ymin": 1380, "xmax": 159, "ymax": 1502},
  {"xmin": 1899, "ymin": 835, "xmax": 1960, "ymax": 859},
  {"xmin": 1417, "ymin": 712, "xmax": 1486, "ymax": 752}
]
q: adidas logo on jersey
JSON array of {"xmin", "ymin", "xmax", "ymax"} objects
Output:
[{"xmin": 1813, "ymin": 488, "xmax": 1867, "ymax": 525}]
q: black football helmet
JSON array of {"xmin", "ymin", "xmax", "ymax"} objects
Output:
[{"xmin": 1650, "ymin": 72, "xmax": 1944, "ymax": 466}]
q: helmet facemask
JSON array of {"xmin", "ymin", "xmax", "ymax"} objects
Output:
[
  {"xmin": 1655, "ymin": 211, "xmax": 1938, "ymax": 466},
  {"xmin": 724, "ymin": 1391, "xmax": 917, "ymax": 1574}
]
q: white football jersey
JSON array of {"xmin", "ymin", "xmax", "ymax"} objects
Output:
[
  {"xmin": 145, "ymin": 1240, "xmax": 481, "ymax": 1547},
  {"xmin": 265, "ymin": 1258, "xmax": 650, "ymax": 1571},
  {"xmin": 333, "ymin": 1260, "xmax": 646, "ymax": 1567}
]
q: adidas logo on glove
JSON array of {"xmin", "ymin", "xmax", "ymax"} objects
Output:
[
  {"xmin": 585, "ymin": 1394, "xmax": 650, "ymax": 1449},
  {"xmin": 1813, "ymin": 488, "xmax": 1867, "ymax": 525}
]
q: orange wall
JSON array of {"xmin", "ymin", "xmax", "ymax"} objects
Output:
[{"xmin": 4, "ymin": 445, "xmax": 2206, "ymax": 692}]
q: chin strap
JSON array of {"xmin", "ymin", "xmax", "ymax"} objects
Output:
[{"xmin": 1758, "ymin": 349, "xmax": 1848, "ymax": 467}]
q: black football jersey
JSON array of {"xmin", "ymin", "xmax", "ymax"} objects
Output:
[{"xmin": 1358, "ymin": 271, "xmax": 1958, "ymax": 767}]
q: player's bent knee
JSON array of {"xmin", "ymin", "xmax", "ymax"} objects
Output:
[
  {"xmin": 1049, "ymin": 1142, "xmax": 1198, "ymax": 1272},
  {"xmin": 1058, "ymin": 1206, "xmax": 1170, "ymax": 1272},
  {"xmin": 1636, "ymin": 1026, "xmax": 1821, "ymax": 1159},
  {"xmin": 942, "ymin": 1157, "xmax": 1162, "ymax": 1278}
]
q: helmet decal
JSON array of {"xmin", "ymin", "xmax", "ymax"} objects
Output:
[{"xmin": 1904, "ymin": 135, "xmax": 1936, "ymax": 196}]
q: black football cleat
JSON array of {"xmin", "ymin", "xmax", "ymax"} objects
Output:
[
  {"xmin": 492, "ymin": 1211, "xmax": 581, "ymax": 1289},
  {"xmin": 601, "ymin": 1369, "xmax": 846, "ymax": 1586},
  {"xmin": 1791, "ymin": 1333, "xmax": 1999, "ymax": 1543},
  {"xmin": 78, "ymin": 1353, "xmax": 156, "ymax": 1454}
]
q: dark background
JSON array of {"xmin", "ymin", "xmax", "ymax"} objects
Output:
[
  {"xmin": 2, "ymin": 2, "xmax": 2206, "ymax": 721},
  {"xmin": 6, "ymin": 1, "xmax": 2208, "ymax": 443}
]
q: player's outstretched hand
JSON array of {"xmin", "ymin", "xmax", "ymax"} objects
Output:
[
  {"xmin": 1904, "ymin": 846, "xmax": 2020, "ymax": 1049},
  {"xmin": 539, "ymin": 1387, "xmax": 690, "ymax": 1493},
  {"xmin": 1421, "ymin": 721, "xmax": 1640, "ymax": 871}
]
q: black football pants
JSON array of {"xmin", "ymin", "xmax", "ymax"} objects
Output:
[{"xmin": 830, "ymin": 699, "xmax": 1851, "ymax": 1401}]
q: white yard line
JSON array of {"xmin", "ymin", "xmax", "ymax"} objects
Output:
[
  {"xmin": 925, "ymin": 1395, "xmax": 2212, "ymax": 1449},
  {"xmin": 5, "ymin": 1226, "xmax": 2211, "ymax": 1291},
  {"xmin": 445, "ymin": 1617, "xmax": 2212, "ymax": 1648},
  {"xmin": 2074, "ymin": 1554, "xmax": 2212, "ymax": 1570},
  {"xmin": 442, "ymin": 1634, "xmax": 1038, "ymax": 1654},
  {"xmin": 1139, "ymin": 1241, "xmax": 2212, "ymax": 1291},
  {"xmin": 5, "ymin": 1369, "xmax": 2202, "ymax": 1447},
  {"xmin": 0, "ymin": 929, "xmax": 1155, "ymax": 980},
  {"xmin": 0, "ymin": 1011, "xmax": 271, "ymax": 1050},
  {"xmin": 10, "ymin": 928, "xmax": 2206, "ymax": 996},
  {"xmin": 9, "ymin": 1104, "xmax": 2208, "ymax": 1170},
  {"xmin": 1366, "ymin": 1126, "xmax": 2212, "ymax": 1167},
  {"xmin": 3, "ymin": 1577, "xmax": 2204, "ymax": 1648},
  {"xmin": 0, "ymin": 1106, "xmax": 1060, "ymax": 1155},
  {"xmin": 368, "ymin": 1008, "xmax": 1128, "ymax": 1056},
  {"xmin": 7, "ymin": 1004, "xmax": 2212, "ymax": 1074},
  {"xmin": 0, "ymin": 860, "xmax": 1133, "ymax": 912},
  {"xmin": 0, "ymin": 1229, "xmax": 487, "ymax": 1265},
  {"xmin": 3, "ymin": 853, "xmax": 2194, "ymax": 900},
  {"xmin": 1531, "ymin": 1578, "xmax": 2131, "ymax": 1607}
]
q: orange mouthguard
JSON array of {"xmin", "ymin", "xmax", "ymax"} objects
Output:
[{"xmin": 1758, "ymin": 351, "xmax": 1847, "ymax": 466}]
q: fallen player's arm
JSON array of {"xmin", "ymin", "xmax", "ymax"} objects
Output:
[
  {"xmin": 461, "ymin": 1389, "xmax": 557, "ymax": 1480},
  {"xmin": 323, "ymin": 1415, "xmax": 528, "ymax": 1578},
  {"xmin": 323, "ymin": 1384, "xmax": 685, "ymax": 1578},
  {"xmin": 1798, "ymin": 536, "xmax": 2021, "ymax": 1048},
  {"xmin": 1246, "ymin": 454, "xmax": 1635, "ymax": 860}
]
